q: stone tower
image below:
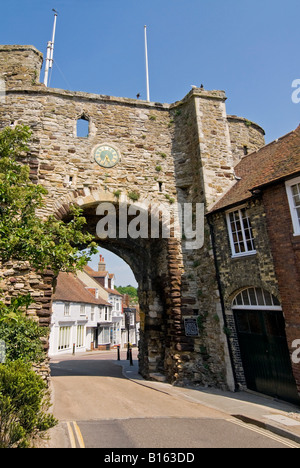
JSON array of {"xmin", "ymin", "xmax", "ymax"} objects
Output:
[{"xmin": 0, "ymin": 45, "xmax": 265, "ymax": 389}]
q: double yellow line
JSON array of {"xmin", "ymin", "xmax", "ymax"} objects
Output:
[
  {"xmin": 66, "ymin": 421, "xmax": 85, "ymax": 448},
  {"xmin": 227, "ymin": 418, "xmax": 300, "ymax": 449}
]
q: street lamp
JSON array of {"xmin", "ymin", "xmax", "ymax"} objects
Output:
[
  {"xmin": 124, "ymin": 308, "xmax": 132, "ymax": 360},
  {"xmin": 124, "ymin": 307, "xmax": 135, "ymax": 365}
]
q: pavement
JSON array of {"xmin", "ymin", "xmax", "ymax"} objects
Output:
[{"xmin": 116, "ymin": 353, "xmax": 300, "ymax": 446}]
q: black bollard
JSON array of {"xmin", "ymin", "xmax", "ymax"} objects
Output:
[
  {"xmin": 117, "ymin": 345, "xmax": 120, "ymax": 361},
  {"xmin": 129, "ymin": 347, "xmax": 133, "ymax": 366}
]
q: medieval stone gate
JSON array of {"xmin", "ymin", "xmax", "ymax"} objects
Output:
[{"xmin": 0, "ymin": 45, "xmax": 265, "ymax": 388}]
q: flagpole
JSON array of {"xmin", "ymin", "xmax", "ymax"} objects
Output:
[
  {"xmin": 44, "ymin": 10, "xmax": 58, "ymax": 87},
  {"xmin": 144, "ymin": 25, "xmax": 150, "ymax": 102}
]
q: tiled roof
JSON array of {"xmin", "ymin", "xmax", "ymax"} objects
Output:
[
  {"xmin": 105, "ymin": 287, "xmax": 122, "ymax": 296},
  {"xmin": 84, "ymin": 265, "xmax": 108, "ymax": 277},
  {"xmin": 53, "ymin": 272, "xmax": 111, "ymax": 306},
  {"xmin": 83, "ymin": 266, "xmax": 122, "ymax": 296},
  {"xmin": 210, "ymin": 125, "xmax": 300, "ymax": 213}
]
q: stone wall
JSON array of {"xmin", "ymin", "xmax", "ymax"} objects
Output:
[
  {"xmin": 0, "ymin": 260, "xmax": 54, "ymax": 383},
  {"xmin": 227, "ymin": 115, "xmax": 265, "ymax": 164},
  {"xmin": 0, "ymin": 45, "xmax": 43, "ymax": 89}
]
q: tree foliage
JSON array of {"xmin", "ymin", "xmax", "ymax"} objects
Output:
[
  {"xmin": 0, "ymin": 125, "xmax": 99, "ymax": 447},
  {"xmin": 116, "ymin": 285, "xmax": 138, "ymax": 304},
  {"xmin": 0, "ymin": 361, "xmax": 57, "ymax": 448},
  {"xmin": 0, "ymin": 125, "xmax": 97, "ymax": 274}
]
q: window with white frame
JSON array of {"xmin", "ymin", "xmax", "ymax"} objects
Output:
[
  {"xmin": 130, "ymin": 313, "xmax": 135, "ymax": 326},
  {"xmin": 226, "ymin": 207, "xmax": 256, "ymax": 256},
  {"xmin": 76, "ymin": 325, "xmax": 85, "ymax": 348},
  {"xmin": 64, "ymin": 303, "xmax": 70, "ymax": 317},
  {"xmin": 58, "ymin": 326, "xmax": 71, "ymax": 350},
  {"xmin": 80, "ymin": 304, "xmax": 85, "ymax": 316},
  {"xmin": 232, "ymin": 287, "xmax": 281, "ymax": 310},
  {"xmin": 286, "ymin": 177, "xmax": 300, "ymax": 235},
  {"xmin": 100, "ymin": 326, "xmax": 110, "ymax": 344}
]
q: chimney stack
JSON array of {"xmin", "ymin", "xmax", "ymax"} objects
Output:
[{"xmin": 98, "ymin": 254, "xmax": 106, "ymax": 272}]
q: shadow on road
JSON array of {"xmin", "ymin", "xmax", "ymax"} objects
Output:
[{"xmin": 50, "ymin": 358, "xmax": 133, "ymax": 378}]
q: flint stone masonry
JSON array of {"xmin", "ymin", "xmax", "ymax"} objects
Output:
[
  {"xmin": 0, "ymin": 45, "xmax": 265, "ymax": 389},
  {"xmin": 209, "ymin": 199, "xmax": 280, "ymax": 388}
]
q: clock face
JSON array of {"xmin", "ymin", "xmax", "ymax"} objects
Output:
[{"xmin": 94, "ymin": 144, "xmax": 120, "ymax": 168}]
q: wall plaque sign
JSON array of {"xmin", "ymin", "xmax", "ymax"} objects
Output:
[{"xmin": 184, "ymin": 317, "xmax": 200, "ymax": 337}]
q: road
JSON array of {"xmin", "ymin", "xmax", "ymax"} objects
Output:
[{"xmin": 48, "ymin": 350, "xmax": 299, "ymax": 450}]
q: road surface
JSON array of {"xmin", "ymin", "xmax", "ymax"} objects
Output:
[{"xmin": 48, "ymin": 350, "xmax": 299, "ymax": 450}]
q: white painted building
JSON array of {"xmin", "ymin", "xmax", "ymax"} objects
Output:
[
  {"xmin": 49, "ymin": 255, "xmax": 139, "ymax": 356},
  {"xmin": 49, "ymin": 272, "xmax": 112, "ymax": 356},
  {"xmin": 78, "ymin": 255, "xmax": 124, "ymax": 347}
]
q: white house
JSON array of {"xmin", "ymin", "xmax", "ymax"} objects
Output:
[
  {"xmin": 49, "ymin": 272, "xmax": 112, "ymax": 356},
  {"xmin": 78, "ymin": 255, "xmax": 124, "ymax": 347},
  {"xmin": 49, "ymin": 254, "xmax": 138, "ymax": 355}
]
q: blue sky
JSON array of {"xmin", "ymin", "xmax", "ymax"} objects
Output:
[
  {"xmin": 1, "ymin": 0, "xmax": 300, "ymax": 286},
  {"xmin": 2, "ymin": 0, "xmax": 300, "ymax": 141}
]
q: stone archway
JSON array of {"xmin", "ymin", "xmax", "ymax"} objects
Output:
[{"xmin": 53, "ymin": 191, "xmax": 186, "ymax": 383}]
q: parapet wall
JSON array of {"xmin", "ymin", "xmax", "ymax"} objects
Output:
[{"xmin": 0, "ymin": 45, "xmax": 43, "ymax": 88}]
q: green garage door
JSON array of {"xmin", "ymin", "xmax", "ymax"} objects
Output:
[{"xmin": 233, "ymin": 288, "xmax": 299, "ymax": 405}]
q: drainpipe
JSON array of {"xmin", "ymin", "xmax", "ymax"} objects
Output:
[{"xmin": 206, "ymin": 214, "xmax": 238, "ymax": 392}]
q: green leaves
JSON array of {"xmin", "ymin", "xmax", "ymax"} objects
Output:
[
  {"xmin": 116, "ymin": 285, "xmax": 138, "ymax": 303},
  {"xmin": 0, "ymin": 125, "xmax": 31, "ymax": 159},
  {"xmin": 0, "ymin": 294, "xmax": 33, "ymax": 324},
  {"xmin": 0, "ymin": 125, "xmax": 97, "ymax": 274},
  {"xmin": 0, "ymin": 361, "xmax": 57, "ymax": 448}
]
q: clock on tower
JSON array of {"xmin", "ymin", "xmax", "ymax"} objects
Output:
[{"xmin": 93, "ymin": 144, "xmax": 120, "ymax": 168}]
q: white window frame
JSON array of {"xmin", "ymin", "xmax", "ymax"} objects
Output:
[
  {"xmin": 285, "ymin": 176, "xmax": 300, "ymax": 236},
  {"xmin": 91, "ymin": 306, "xmax": 95, "ymax": 322},
  {"xmin": 226, "ymin": 206, "xmax": 256, "ymax": 257},
  {"xmin": 232, "ymin": 287, "xmax": 282, "ymax": 311},
  {"xmin": 58, "ymin": 326, "xmax": 71, "ymax": 351},
  {"xmin": 64, "ymin": 303, "xmax": 70, "ymax": 317},
  {"xmin": 76, "ymin": 325, "xmax": 85, "ymax": 348}
]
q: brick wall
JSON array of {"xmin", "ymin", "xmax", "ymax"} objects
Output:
[{"xmin": 262, "ymin": 182, "xmax": 300, "ymax": 392}]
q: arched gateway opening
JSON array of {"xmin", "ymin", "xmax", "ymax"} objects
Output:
[{"xmin": 53, "ymin": 193, "xmax": 184, "ymax": 383}]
